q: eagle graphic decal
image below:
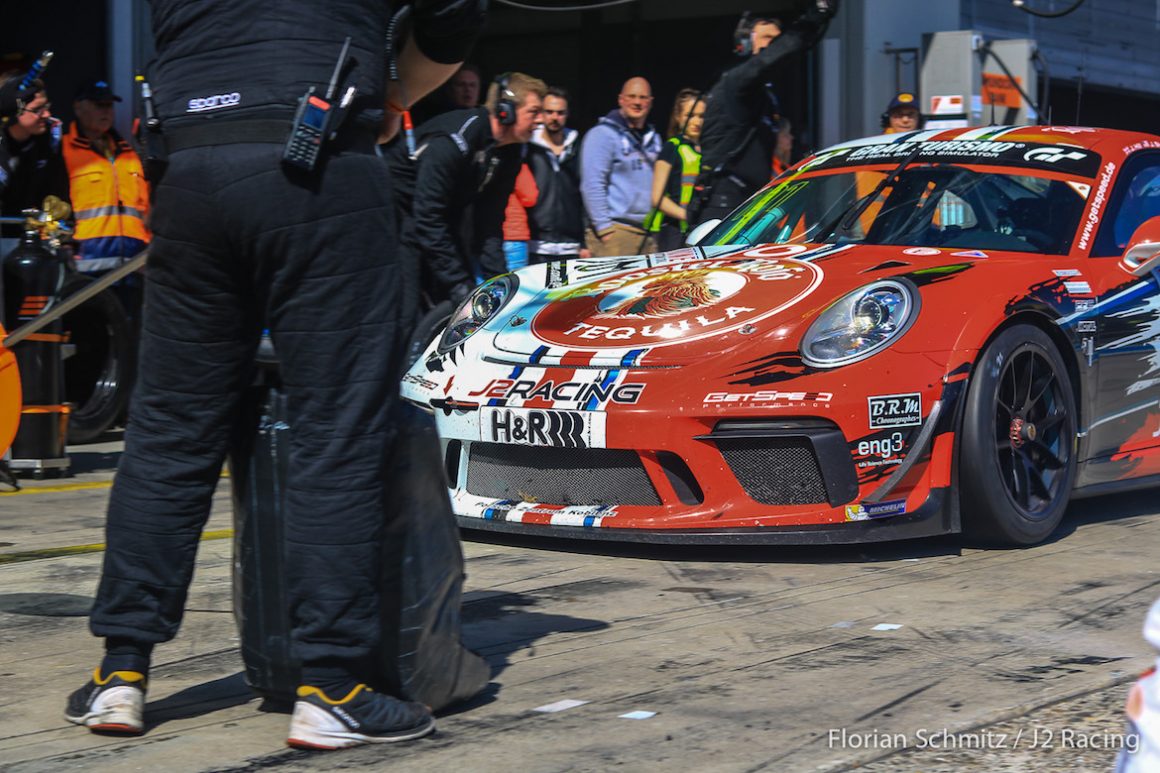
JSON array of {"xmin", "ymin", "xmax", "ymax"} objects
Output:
[{"xmin": 601, "ymin": 269, "xmax": 722, "ymax": 318}]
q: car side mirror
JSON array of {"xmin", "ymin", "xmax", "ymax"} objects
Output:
[
  {"xmin": 685, "ymin": 218, "xmax": 722, "ymax": 247},
  {"xmin": 1119, "ymin": 216, "xmax": 1160, "ymax": 276}
]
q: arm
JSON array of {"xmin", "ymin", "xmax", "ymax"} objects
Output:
[
  {"xmin": 727, "ymin": 30, "xmax": 807, "ymax": 97},
  {"xmin": 475, "ymin": 150, "xmax": 522, "ymax": 277},
  {"xmin": 580, "ymin": 128, "xmax": 615, "ymax": 237},
  {"xmin": 412, "ymin": 137, "xmax": 473, "ymax": 288},
  {"xmin": 514, "ymin": 163, "xmax": 538, "ymax": 208},
  {"xmin": 649, "ymin": 153, "xmax": 682, "ymax": 219},
  {"xmin": 382, "ymin": 0, "xmax": 487, "ymax": 142},
  {"xmin": 0, "ymin": 136, "xmax": 13, "ymax": 197},
  {"xmin": 46, "ymin": 139, "xmax": 71, "ymax": 210}
]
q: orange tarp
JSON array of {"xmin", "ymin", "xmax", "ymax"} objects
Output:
[{"xmin": 0, "ymin": 325, "xmax": 22, "ymax": 456}]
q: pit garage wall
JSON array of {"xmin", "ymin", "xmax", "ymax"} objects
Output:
[
  {"xmin": 818, "ymin": 0, "xmax": 961, "ymax": 146},
  {"xmin": 959, "ymin": 0, "xmax": 1160, "ymax": 130},
  {"xmin": 820, "ymin": 0, "xmax": 1159, "ymax": 144},
  {"xmin": 961, "ymin": 0, "xmax": 1159, "ymax": 97}
]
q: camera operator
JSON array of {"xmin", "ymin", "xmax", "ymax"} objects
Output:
[{"xmin": 689, "ymin": 1, "xmax": 838, "ymax": 225}]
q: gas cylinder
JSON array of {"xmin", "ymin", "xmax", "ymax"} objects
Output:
[{"xmin": 2, "ymin": 217, "xmax": 69, "ymax": 475}]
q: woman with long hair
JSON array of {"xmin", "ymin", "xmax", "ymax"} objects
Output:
[{"xmin": 646, "ymin": 88, "xmax": 705, "ymax": 251}]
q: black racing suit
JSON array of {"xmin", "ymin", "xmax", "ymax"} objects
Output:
[
  {"xmin": 385, "ymin": 106, "xmax": 521, "ymax": 305},
  {"xmin": 90, "ymin": 0, "xmax": 484, "ymax": 671},
  {"xmin": 691, "ymin": 12, "xmax": 828, "ymax": 224}
]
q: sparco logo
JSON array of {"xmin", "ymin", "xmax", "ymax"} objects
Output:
[
  {"xmin": 187, "ymin": 92, "xmax": 241, "ymax": 112},
  {"xmin": 332, "ymin": 706, "xmax": 360, "ymax": 729},
  {"xmin": 1023, "ymin": 147, "xmax": 1087, "ymax": 164}
]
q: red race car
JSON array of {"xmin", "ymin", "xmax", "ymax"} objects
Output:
[{"xmin": 403, "ymin": 126, "xmax": 1160, "ymax": 545}]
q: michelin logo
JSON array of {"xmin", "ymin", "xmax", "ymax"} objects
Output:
[{"xmin": 187, "ymin": 92, "xmax": 241, "ymax": 113}]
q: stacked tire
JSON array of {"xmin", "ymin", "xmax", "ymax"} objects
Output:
[{"xmin": 60, "ymin": 274, "xmax": 136, "ymax": 444}]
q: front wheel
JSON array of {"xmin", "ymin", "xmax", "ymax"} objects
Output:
[{"xmin": 960, "ymin": 324, "xmax": 1077, "ymax": 545}]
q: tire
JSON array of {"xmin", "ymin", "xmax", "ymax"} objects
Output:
[
  {"xmin": 405, "ymin": 300, "xmax": 453, "ymax": 369},
  {"xmin": 60, "ymin": 276, "xmax": 135, "ymax": 444},
  {"xmin": 961, "ymin": 324, "xmax": 1077, "ymax": 545}
]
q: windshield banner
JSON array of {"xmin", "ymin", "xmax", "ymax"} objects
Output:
[{"xmin": 803, "ymin": 140, "xmax": 1101, "ymax": 178}]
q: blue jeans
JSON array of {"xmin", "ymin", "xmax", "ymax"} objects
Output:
[{"xmin": 503, "ymin": 241, "xmax": 529, "ymax": 272}]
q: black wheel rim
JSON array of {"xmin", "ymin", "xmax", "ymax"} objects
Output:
[{"xmin": 992, "ymin": 346, "xmax": 1071, "ymax": 519}]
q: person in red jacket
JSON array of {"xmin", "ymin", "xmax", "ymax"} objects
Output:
[{"xmin": 502, "ymin": 159, "xmax": 538, "ymax": 270}]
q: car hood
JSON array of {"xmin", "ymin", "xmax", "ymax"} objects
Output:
[{"xmin": 486, "ymin": 243, "xmax": 993, "ymax": 367}]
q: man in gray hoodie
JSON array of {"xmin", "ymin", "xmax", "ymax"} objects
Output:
[{"xmin": 580, "ymin": 76, "xmax": 661, "ymax": 257}]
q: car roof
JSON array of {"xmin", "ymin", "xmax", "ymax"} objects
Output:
[
  {"xmin": 808, "ymin": 125, "xmax": 1160, "ymax": 172},
  {"xmin": 798, "ymin": 125, "xmax": 1160, "ymax": 181}
]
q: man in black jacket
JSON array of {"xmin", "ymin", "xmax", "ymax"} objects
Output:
[
  {"xmin": 64, "ymin": 0, "xmax": 486, "ymax": 750},
  {"xmin": 387, "ymin": 71, "xmax": 545, "ymax": 306},
  {"xmin": 527, "ymin": 86, "xmax": 587, "ymax": 264},
  {"xmin": 0, "ymin": 75, "xmax": 69, "ymax": 238},
  {"xmin": 690, "ymin": 1, "xmax": 838, "ymax": 224}
]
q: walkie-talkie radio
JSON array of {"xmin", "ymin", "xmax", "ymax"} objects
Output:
[
  {"xmin": 283, "ymin": 37, "xmax": 355, "ymax": 172},
  {"xmin": 283, "ymin": 89, "xmax": 333, "ymax": 170}
]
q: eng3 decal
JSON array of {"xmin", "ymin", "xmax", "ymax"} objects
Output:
[{"xmin": 855, "ymin": 431, "xmax": 907, "ymax": 469}]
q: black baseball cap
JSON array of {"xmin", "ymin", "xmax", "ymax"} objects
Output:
[
  {"xmin": 886, "ymin": 92, "xmax": 918, "ymax": 113},
  {"xmin": 74, "ymin": 79, "xmax": 122, "ymax": 103}
]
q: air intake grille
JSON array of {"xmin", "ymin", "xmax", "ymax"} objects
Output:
[
  {"xmin": 467, "ymin": 443, "xmax": 661, "ymax": 506},
  {"xmin": 716, "ymin": 438, "xmax": 829, "ymax": 505}
]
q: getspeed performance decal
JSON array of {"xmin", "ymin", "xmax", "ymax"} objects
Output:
[{"xmin": 530, "ymin": 257, "xmax": 823, "ymax": 350}]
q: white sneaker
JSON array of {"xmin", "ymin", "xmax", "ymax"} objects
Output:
[{"xmin": 64, "ymin": 668, "xmax": 147, "ymax": 734}]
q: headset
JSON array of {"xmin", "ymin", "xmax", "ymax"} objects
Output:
[
  {"xmin": 733, "ymin": 12, "xmax": 784, "ymax": 58},
  {"xmin": 493, "ymin": 72, "xmax": 517, "ymax": 126},
  {"xmin": 733, "ymin": 12, "xmax": 754, "ymax": 57}
]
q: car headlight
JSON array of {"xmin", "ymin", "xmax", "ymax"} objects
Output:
[
  {"xmin": 800, "ymin": 279, "xmax": 918, "ymax": 367},
  {"xmin": 437, "ymin": 274, "xmax": 519, "ymax": 354}
]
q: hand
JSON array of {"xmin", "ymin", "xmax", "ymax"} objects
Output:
[
  {"xmin": 447, "ymin": 280, "xmax": 474, "ymax": 306},
  {"xmin": 0, "ymin": 76, "xmax": 38, "ymax": 122},
  {"xmin": 0, "ymin": 136, "xmax": 13, "ymax": 178},
  {"xmin": 578, "ymin": 248, "xmax": 592, "ymax": 259},
  {"xmin": 804, "ymin": 0, "xmax": 839, "ymax": 22}
]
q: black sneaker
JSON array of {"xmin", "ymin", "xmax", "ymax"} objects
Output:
[
  {"xmin": 287, "ymin": 684, "xmax": 435, "ymax": 750},
  {"xmin": 64, "ymin": 668, "xmax": 147, "ymax": 734}
]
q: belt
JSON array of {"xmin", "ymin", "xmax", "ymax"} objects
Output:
[{"xmin": 164, "ymin": 118, "xmax": 378, "ymax": 154}]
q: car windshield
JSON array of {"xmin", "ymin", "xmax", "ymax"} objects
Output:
[{"xmin": 702, "ymin": 164, "xmax": 1088, "ymax": 254}]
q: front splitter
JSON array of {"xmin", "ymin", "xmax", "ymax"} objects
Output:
[{"xmin": 457, "ymin": 489, "xmax": 954, "ymax": 546}]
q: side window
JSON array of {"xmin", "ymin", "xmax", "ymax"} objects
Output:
[{"xmin": 1092, "ymin": 153, "xmax": 1160, "ymax": 257}]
